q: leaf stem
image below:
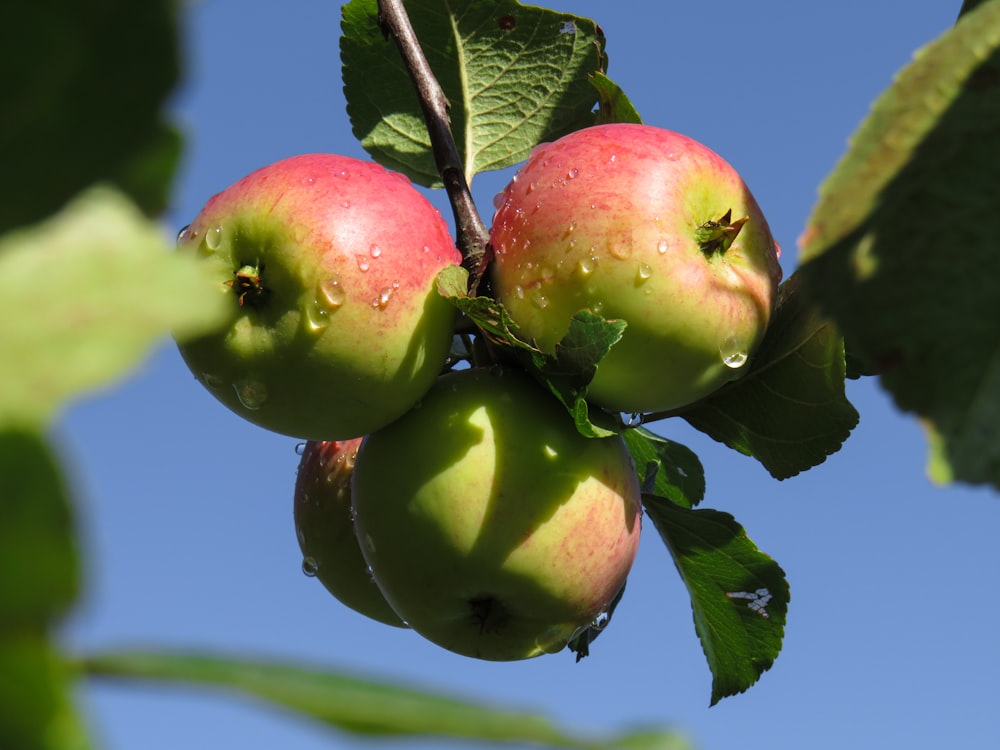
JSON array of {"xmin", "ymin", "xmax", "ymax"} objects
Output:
[{"xmin": 376, "ymin": 0, "xmax": 489, "ymax": 291}]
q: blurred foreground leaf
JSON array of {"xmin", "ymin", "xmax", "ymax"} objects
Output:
[
  {"xmin": 798, "ymin": 0, "xmax": 1000, "ymax": 487},
  {"xmin": 0, "ymin": 187, "xmax": 227, "ymax": 428},
  {"xmin": 0, "ymin": 431, "xmax": 92, "ymax": 750},
  {"xmin": 341, "ymin": 0, "xmax": 607, "ymax": 186},
  {"xmin": 81, "ymin": 650, "xmax": 689, "ymax": 749},
  {"xmin": 682, "ymin": 275, "xmax": 859, "ymax": 479},
  {"xmin": 644, "ymin": 499, "xmax": 788, "ymax": 705},
  {"xmin": 0, "ymin": 0, "xmax": 180, "ymax": 231}
]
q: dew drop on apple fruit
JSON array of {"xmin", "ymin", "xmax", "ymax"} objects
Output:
[
  {"xmin": 567, "ymin": 167, "xmax": 579, "ymax": 179},
  {"xmin": 301, "ymin": 556, "xmax": 319, "ymax": 577},
  {"xmin": 205, "ymin": 225, "xmax": 223, "ymax": 250},
  {"xmin": 294, "ymin": 442, "xmax": 307, "ymax": 456},
  {"xmin": 531, "ymin": 293, "xmax": 550, "ymax": 309},
  {"xmin": 369, "ymin": 243, "xmax": 382, "ymax": 258},
  {"xmin": 609, "ymin": 243, "xmax": 631, "ymax": 261},
  {"xmin": 719, "ymin": 336, "xmax": 749, "ymax": 369},
  {"xmin": 201, "ymin": 372, "xmax": 225, "ymax": 390},
  {"xmin": 656, "ymin": 239, "xmax": 669, "ymax": 254},
  {"xmin": 175, "ymin": 224, "xmax": 191, "ymax": 245},
  {"xmin": 577, "ymin": 255, "xmax": 597, "ymax": 276},
  {"xmin": 636, "ymin": 263, "xmax": 653, "ymax": 283},
  {"xmin": 356, "ymin": 255, "xmax": 370, "ymax": 272},
  {"xmin": 233, "ymin": 379, "xmax": 268, "ymax": 410},
  {"xmin": 317, "ymin": 278, "xmax": 346, "ymax": 311}
]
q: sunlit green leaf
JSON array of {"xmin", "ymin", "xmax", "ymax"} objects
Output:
[
  {"xmin": 798, "ymin": 0, "xmax": 1000, "ymax": 487},
  {"xmin": 81, "ymin": 650, "xmax": 689, "ymax": 749},
  {"xmin": 682, "ymin": 275, "xmax": 859, "ymax": 479},
  {"xmin": 0, "ymin": 187, "xmax": 228, "ymax": 428},
  {"xmin": 643, "ymin": 499, "xmax": 788, "ymax": 705},
  {"xmin": 622, "ymin": 428, "xmax": 704, "ymax": 508},
  {"xmin": 590, "ymin": 72, "xmax": 643, "ymax": 125},
  {"xmin": 341, "ymin": 0, "xmax": 606, "ymax": 187}
]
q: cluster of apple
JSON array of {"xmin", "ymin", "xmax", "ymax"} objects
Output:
[{"xmin": 175, "ymin": 124, "xmax": 781, "ymax": 661}]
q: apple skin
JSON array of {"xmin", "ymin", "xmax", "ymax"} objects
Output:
[
  {"xmin": 293, "ymin": 438, "xmax": 407, "ymax": 628},
  {"xmin": 351, "ymin": 367, "xmax": 642, "ymax": 661},
  {"xmin": 175, "ymin": 153, "xmax": 462, "ymax": 440},
  {"xmin": 489, "ymin": 123, "xmax": 782, "ymax": 414}
]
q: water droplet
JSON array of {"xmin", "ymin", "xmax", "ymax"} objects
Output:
[
  {"xmin": 567, "ymin": 167, "xmax": 579, "ymax": 179},
  {"xmin": 636, "ymin": 263, "xmax": 652, "ymax": 282},
  {"xmin": 317, "ymin": 278, "xmax": 346, "ymax": 310},
  {"xmin": 626, "ymin": 412, "xmax": 642, "ymax": 427},
  {"xmin": 356, "ymin": 255, "xmax": 370, "ymax": 271},
  {"xmin": 205, "ymin": 225, "xmax": 223, "ymax": 250},
  {"xmin": 609, "ymin": 244, "xmax": 631, "ymax": 260},
  {"xmin": 526, "ymin": 181, "xmax": 537, "ymax": 194},
  {"xmin": 422, "ymin": 245, "xmax": 430, "ymax": 254},
  {"xmin": 492, "ymin": 192, "xmax": 506, "ymax": 209},
  {"xmin": 591, "ymin": 300, "xmax": 605, "ymax": 314},
  {"xmin": 609, "ymin": 153, "xmax": 617, "ymax": 163},
  {"xmin": 531, "ymin": 293, "xmax": 550, "ymax": 309},
  {"xmin": 372, "ymin": 285, "xmax": 396, "ymax": 309},
  {"xmin": 578, "ymin": 256, "xmax": 597, "ymax": 276},
  {"xmin": 720, "ymin": 336, "xmax": 749, "ymax": 369},
  {"xmin": 337, "ymin": 169, "xmax": 350, "ymax": 178},
  {"xmin": 294, "ymin": 442, "xmax": 307, "ymax": 456},
  {"xmin": 201, "ymin": 373, "xmax": 225, "ymax": 390},
  {"xmin": 234, "ymin": 379, "xmax": 268, "ymax": 410},
  {"xmin": 656, "ymin": 239, "xmax": 669, "ymax": 254},
  {"xmin": 176, "ymin": 224, "xmax": 191, "ymax": 245},
  {"xmin": 341, "ymin": 199, "xmax": 351, "ymax": 208},
  {"xmin": 369, "ymin": 243, "xmax": 382, "ymax": 258},
  {"xmin": 513, "ymin": 285, "xmax": 525, "ymax": 300},
  {"xmin": 301, "ymin": 556, "xmax": 319, "ymax": 577}
]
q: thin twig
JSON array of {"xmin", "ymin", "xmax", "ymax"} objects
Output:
[{"xmin": 376, "ymin": 0, "xmax": 489, "ymax": 291}]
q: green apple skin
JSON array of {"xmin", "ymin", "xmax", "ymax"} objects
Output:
[
  {"xmin": 176, "ymin": 153, "xmax": 462, "ymax": 440},
  {"xmin": 293, "ymin": 438, "xmax": 406, "ymax": 628},
  {"xmin": 351, "ymin": 367, "xmax": 642, "ymax": 661},
  {"xmin": 490, "ymin": 123, "xmax": 782, "ymax": 414}
]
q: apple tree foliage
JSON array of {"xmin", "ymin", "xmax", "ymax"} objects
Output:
[{"xmin": 2, "ymin": 0, "xmax": 1000, "ymax": 747}]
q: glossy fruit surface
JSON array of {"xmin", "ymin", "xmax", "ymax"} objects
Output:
[
  {"xmin": 490, "ymin": 124, "xmax": 782, "ymax": 414},
  {"xmin": 294, "ymin": 439, "xmax": 406, "ymax": 627},
  {"xmin": 352, "ymin": 367, "xmax": 642, "ymax": 661},
  {"xmin": 176, "ymin": 153, "xmax": 461, "ymax": 439}
]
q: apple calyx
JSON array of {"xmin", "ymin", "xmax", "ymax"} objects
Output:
[
  {"xmin": 228, "ymin": 262, "xmax": 268, "ymax": 308},
  {"xmin": 695, "ymin": 209, "xmax": 749, "ymax": 257}
]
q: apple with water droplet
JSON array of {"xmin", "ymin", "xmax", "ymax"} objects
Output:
[
  {"xmin": 293, "ymin": 438, "xmax": 406, "ymax": 627},
  {"xmin": 175, "ymin": 153, "xmax": 461, "ymax": 439},
  {"xmin": 490, "ymin": 124, "xmax": 782, "ymax": 414},
  {"xmin": 351, "ymin": 367, "xmax": 642, "ymax": 661}
]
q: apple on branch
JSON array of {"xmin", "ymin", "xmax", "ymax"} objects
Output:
[
  {"xmin": 175, "ymin": 153, "xmax": 462, "ymax": 440},
  {"xmin": 351, "ymin": 367, "xmax": 642, "ymax": 661},
  {"xmin": 489, "ymin": 123, "xmax": 783, "ymax": 415}
]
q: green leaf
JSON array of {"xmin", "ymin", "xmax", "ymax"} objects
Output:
[
  {"xmin": 590, "ymin": 72, "xmax": 643, "ymax": 125},
  {"xmin": 643, "ymin": 499, "xmax": 788, "ymax": 705},
  {"xmin": 0, "ymin": 187, "xmax": 228, "ymax": 428},
  {"xmin": 0, "ymin": 631, "xmax": 93, "ymax": 750},
  {"xmin": 622, "ymin": 428, "xmax": 705, "ymax": 508},
  {"xmin": 681, "ymin": 275, "xmax": 859, "ymax": 479},
  {"xmin": 0, "ymin": 0, "xmax": 180, "ymax": 231},
  {"xmin": 341, "ymin": 0, "xmax": 607, "ymax": 187},
  {"xmin": 81, "ymin": 650, "xmax": 688, "ymax": 750},
  {"xmin": 0, "ymin": 431, "xmax": 79, "ymax": 626},
  {"xmin": 797, "ymin": 0, "xmax": 1000, "ymax": 487}
]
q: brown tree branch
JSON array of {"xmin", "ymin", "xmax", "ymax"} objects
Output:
[{"xmin": 376, "ymin": 0, "xmax": 489, "ymax": 291}]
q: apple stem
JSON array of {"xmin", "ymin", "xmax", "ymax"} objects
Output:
[
  {"xmin": 695, "ymin": 209, "xmax": 749, "ymax": 257},
  {"xmin": 377, "ymin": 0, "xmax": 490, "ymax": 292}
]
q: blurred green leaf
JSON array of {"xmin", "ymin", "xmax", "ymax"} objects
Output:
[
  {"xmin": 798, "ymin": 0, "xmax": 1000, "ymax": 487},
  {"xmin": 0, "ymin": 631, "xmax": 93, "ymax": 750},
  {"xmin": 643, "ymin": 499, "xmax": 788, "ymax": 705},
  {"xmin": 682, "ymin": 274, "xmax": 859, "ymax": 479},
  {"xmin": 0, "ymin": 431, "xmax": 78, "ymax": 626},
  {"xmin": 341, "ymin": 0, "xmax": 606, "ymax": 187},
  {"xmin": 0, "ymin": 187, "xmax": 228, "ymax": 428},
  {"xmin": 0, "ymin": 0, "xmax": 180, "ymax": 232},
  {"xmin": 623, "ymin": 428, "xmax": 705, "ymax": 508},
  {"xmin": 81, "ymin": 650, "xmax": 689, "ymax": 750}
]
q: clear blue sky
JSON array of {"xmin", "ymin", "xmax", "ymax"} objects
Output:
[{"xmin": 62, "ymin": 2, "xmax": 1000, "ymax": 749}]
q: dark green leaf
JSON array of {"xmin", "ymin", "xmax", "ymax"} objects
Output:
[
  {"xmin": 590, "ymin": 72, "xmax": 643, "ymax": 125},
  {"xmin": 643, "ymin": 499, "xmax": 788, "ymax": 705},
  {"xmin": 622, "ymin": 428, "xmax": 704, "ymax": 508},
  {"xmin": 0, "ymin": 0, "xmax": 180, "ymax": 231},
  {"xmin": 81, "ymin": 650, "xmax": 688, "ymax": 749},
  {"xmin": 681, "ymin": 275, "xmax": 859, "ymax": 479},
  {"xmin": 0, "ymin": 188, "xmax": 228, "ymax": 427},
  {"xmin": 341, "ymin": 0, "xmax": 607, "ymax": 187},
  {"xmin": 0, "ymin": 431, "xmax": 78, "ymax": 627},
  {"xmin": 798, "ymin": 0, "xmax": 1000, "ymax": 487},
  {"xmin": 0, "ymin": 631, "xmax": 93, "ymax": 750}
]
